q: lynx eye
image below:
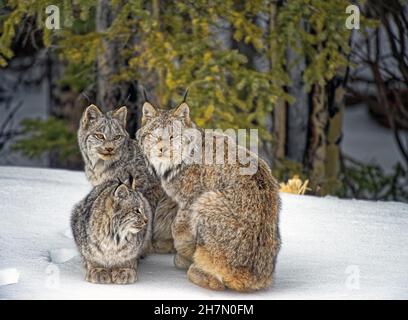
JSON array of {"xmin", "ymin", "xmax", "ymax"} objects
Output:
[
  {"xmin": 113, "ymin": 135, "xmax": 122, "ymax": 141},
  {"xmin": 94, "ymin": 133, "xmax": 105, "ymax": 140}
]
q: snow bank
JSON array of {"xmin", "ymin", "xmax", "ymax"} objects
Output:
[{"xmin": 0, "ymin": 166, "xmax": 407, "ymax": 299}]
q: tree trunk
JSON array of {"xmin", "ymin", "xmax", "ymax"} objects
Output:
[
  {"xmin": 96, "ymin": 0, "xmax": 120, "ymax": 111},
  {"xmin": 324, "ymin": 84, "xmax": 345, "ymax": 194},
  {"xmin": 95, "ymin": 1, "xmax": 140, "ymax": 136},
  {"xmin": 307, "ymin": 83, "xmax": 328, "ymax": 193},
  {"xmin": 286, "ymin": 45, "xmax": 308, "ymax": 163},
  {"xmin": 152, "ymin": 0, "xmax": 166, "ymax": 106},
  {"xmin": 270, "ymin": 1, "xmax": 286, "ymax": 161},
  {"xmin": 307, "ymin": 78, "xmax": 345, "ymax": 195}
]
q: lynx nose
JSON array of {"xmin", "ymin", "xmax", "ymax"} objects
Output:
[
  {"xmin": 105, "ymin": 147, "xmax": 114, "ymax": 153},
  {"xmin": 158, "ymin": 146, "xmax": 167, "ymax": 155}
]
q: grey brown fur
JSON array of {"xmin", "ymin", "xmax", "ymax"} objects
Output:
[
  {"xmin": 77, "ymin": 104, "xmax": 176, "ymax": 253},
  {"xmin": 137, "ymin": 102, "xmax": 281, "ymax": 292},
  {"xmin": 71, "ymin": 179, "xmax": 152, "ymax": 284}
]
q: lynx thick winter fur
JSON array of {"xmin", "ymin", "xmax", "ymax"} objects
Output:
[
  {"xmin": 137, "ymin": 101, "xmax": 281, "ymax": 292},
  {"xmin": 77, "ymin": 105, "xmax": 176, "ymax": 253},
  {"xmin": 71, "ymin": 178, "xmax": 152, "ymax": 284}
]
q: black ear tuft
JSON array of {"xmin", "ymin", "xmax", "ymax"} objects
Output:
[
  {"xmin": 182, "ymin": 88, "xmax": 189, "ymax": 103},
  {"xmin": 128, "ymin": 173, "xmax": 134, "ymax": 189}
]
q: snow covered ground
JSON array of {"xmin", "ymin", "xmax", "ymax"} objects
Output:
[{"xmin": 0, "ymin": 166, "xmax": 407, "ymax": 300}]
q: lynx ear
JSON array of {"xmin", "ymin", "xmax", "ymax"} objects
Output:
[
  {"xmin": 112, "ymin": 106, "xmax": 127, "ymax": 127},
  {"xmin": 173, "ymin": 102, "xmax": 190, "ymax": 124},
  {"xmin": 142, "ymin": 102, "xmax": 157, "ymax": 126},
  {"xmin": 82, "ymin": 104, "xmax": 102, "ymax": 128},
  {"xmin": 114, "ymin": 184, "xmax": 129, "ymax": 199}
]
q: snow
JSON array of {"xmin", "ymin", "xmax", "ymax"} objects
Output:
[
  {"xmin": 0, "ymin": 166, "xmax": 407, "ymax": 300},
  {"xmin": 0, "ymin": 268, "xmax": 20, "ymax": 286},
  {"xmin": 49, "ymin": 249, "xmax": 78, "ymax": 264}
]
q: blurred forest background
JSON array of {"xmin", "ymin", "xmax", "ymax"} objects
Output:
[{"xmin": 0, "ymin": 0, "xmax": 407, "ymax": 201}]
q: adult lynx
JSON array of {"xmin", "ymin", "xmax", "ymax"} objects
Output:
[{"xmin": 137, "ymin": 101, "xmax": 281, "ymax": 291}]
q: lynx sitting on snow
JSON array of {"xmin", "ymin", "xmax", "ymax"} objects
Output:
[
  {"xmin": 71, "ymin": 177, "xmax": 152, "ymax": 284},
  {"xmin": 137, "ymin": 100, "xmax": 281, "ymax": 292}
]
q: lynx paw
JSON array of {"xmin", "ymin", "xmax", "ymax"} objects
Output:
[
  {"xmin": 86, "ymin": 268, "xmax": 111, "ymax": 284},
  {"xmin": 174, "ymin": 253, "xmax": 192, "ymax": 270},
  {"xmin": 111, "ymin": 268, "xmax": 137, "ymax": 284},
  {"xmin": 187, "ymin": 264, "xmax": 225, "ymax": 291}
]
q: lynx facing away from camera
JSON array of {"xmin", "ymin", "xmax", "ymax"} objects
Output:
[
  {"xmin": 137, "ymin": 101, "xmax": 281, "ymax": 292},
  {"xmin": 77, "ymin": 105, "xmax": 177, "ymax": 253},
  {"xmin": 71, "ymin": 178, "xmax": 152, "ymax": 284}
]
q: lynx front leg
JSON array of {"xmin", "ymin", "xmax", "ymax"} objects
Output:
[
  {"xmin": 172, "ymin": 208, "xmax": 196, "ymax": 270},
  {"xmin": 152, "ymin": 195, "xmax": 177, "ymax": 254},
  {"xmin": 111, "ymin": 259, "xmax": 138, "ymax": 284},
  {"xmin": 84, "ymin": 261, "xmax": 111, "ymax": 284}
]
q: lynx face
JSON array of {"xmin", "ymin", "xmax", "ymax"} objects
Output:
[
  {"xmin": 109, "ymin": 182, "xmax": 149, "ymax": 242},
  {"xmin": 79, "ymin": 105, "xmax": 128, "ymax": 162},
  {"xmin": 137, "ymin": 102, "xmax": 199, "ymax": 177}
]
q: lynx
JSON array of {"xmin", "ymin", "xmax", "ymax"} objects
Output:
[
  {"xmin": 71, "ymin": 178, "xmax": 152, "ymax": 284},
  {"xmin": 77, "ymin": 105, "xmax": 176, "ymax": 253},
  {"xmin": 137, "ymin": 101, "xmax": 281, "ymax": 292}
]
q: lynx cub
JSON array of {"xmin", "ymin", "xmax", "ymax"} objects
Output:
[
  {"xmin": 77, "ymin": 104, "xmax": 176, "ymax": 253},
  {"xmin": 71, "ymin": 178, "xmax": 152, "ymax": 284},
  {"xmin": 137, "ymin": 101, "xmax": 281, "ymax": 292}
]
